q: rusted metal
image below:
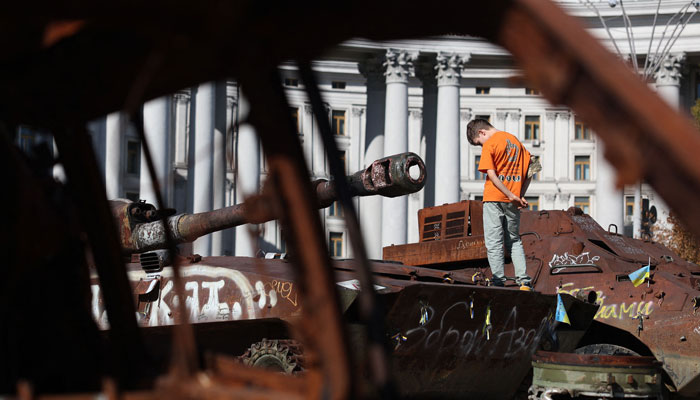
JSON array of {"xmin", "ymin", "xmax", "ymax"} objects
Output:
[
  {"xmin": 52, "ymin": 126, "xmax": 147, "ymax": 387},
  {"xmin": 89, "ymin": 256, "xmax": 598, "ymax": 398},
  {"xmin": 298, "ymin": 62, "xmax": 392, "ymax": 395},
  {"xmin": 386, "ymin": 200, "xmax": 700, "ymax": 396},
  {"xmin": 117, "ymin": 152, "xmax": 425, "ymax": 255},
  {"xmin": 383, "ymin": 285, "xmax": 595, "ymax": 399},
  {"xmin": 529, "ymin": 351, "xmax": 663, "ymax": 399},
  {"xmin": 7, "ymin": 0, "xmax": 700, "ymax": 397},
  {"xmin": 240, "ymin": 65, "xmax": 353, "ymax": 399}
]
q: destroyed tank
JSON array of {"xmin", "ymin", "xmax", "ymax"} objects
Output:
[
  {"xmin": 93, "ymin": 153, "xmax": 598, "ymax": 399},
  {"xmin": 383, "ymin": 200, "xmax": 700, "ymax": 398}
]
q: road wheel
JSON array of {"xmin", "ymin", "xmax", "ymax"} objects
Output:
[{"xmin": 239, "ymin": 339, "xmax": 304, "ymax": 374}]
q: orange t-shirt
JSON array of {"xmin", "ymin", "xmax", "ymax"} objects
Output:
[{"xmin": 478, "ymin": 131, "xmax": 531, "ymax": 202}]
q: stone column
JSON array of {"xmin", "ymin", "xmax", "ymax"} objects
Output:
[
  {"xmin": 633, "ymin": 184, "xmax": 642, "ymax": 238},
  {"xmin": 173, "ymin": 92, "xmax": 191, "ymax": 166},
  {"xmin": 172, "ymin": 91, "xmax": 190, "ymax": 226},
  {"xmin": 211, "ymin": 82, "xmax": 228, "ymax": 256},
  {"xmin": 408, "ymin": 109, "xmax": 424, "ymax": 244},
  {"xmin": 596, "ymin": 141, "xmax": 624, "ymax": 231},
  {"xmin": 192, "ymin": 83, "xmax": 215, "ymax": 256},
  {"xmin": 417, "ymin": 61, "xmax": 437, "ymax": 208},
  {"xmin": 105, "ymin": 112, "xmax": 123, "ymax": 199},
  {"xmin": 652, "ymin": 53, "xmax": 685, "ymax": 229},
  {"xmin": 302, "ymin": 105, "xmax": 314, "ymax": 171},
  {"xmin": 235, "ymin": 92, "xmax": 260, "ymax": 257},
  {"xmin": 459, "ymin": 109, "xmax": 472, "ymax": 186},
  {"xmin": 434, "ymin": 52, "xmax": 467, "ymax": 206},
  {"xmin": 543, "ymin": 112, "xmax": 557, "ymax": 180},
  {"xmin": 381, "ymin": 48, "xmax": 416, "ymax": 248},
  {"xmin": 311, "ymin": 105, "xmax": 329, "ymax": 179},
  {"xmin": 139, "ymin": 96, "xmax": 172, "ymax": 206},
  {"xmin": 359, "ymin": 59, "xmax": 386, "ymax": 259},
  {"xmin": 554, "ymin": 112, "xmax": 570, "ymax": 181},
  {"xmin": 655, "ymin": 53, "xmax": 684, "ymax": 109},
  {"xmin": 223, "ymin": 91, "xmax": 237, "ymax": 256}
]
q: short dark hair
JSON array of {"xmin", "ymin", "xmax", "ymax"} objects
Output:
[{"xmin": 466, "ymin": 118, "xmax": 493, "ymax": 145}]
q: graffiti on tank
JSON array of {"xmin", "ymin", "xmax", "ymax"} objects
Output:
[
  {"xmin": 269, "ymin": 280, "xmax": 298, "ymax": 306},
  {"xmin": 557, "ymin": 282, "xmax": 654, "ymax": 321},
  {"xmin": 548, "ymin": 252, "xmax": 600, "ymax": 270},
  {"xmin": 455, "ymin": 238, "xmax": 484, "ymax": 251},
  {"xmin": 90, "ymin": 265, "xmax": 294, "ymax": 328},
  {"xmin": 401, "ymin": 302, "xmax": 550, "ymax": 360}
]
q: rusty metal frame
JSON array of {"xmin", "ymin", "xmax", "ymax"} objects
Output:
[
  {"xmin": 297, "ymin": 62, "xmax": 392, "ymax": 395},
  {"xmin": 5, "ymin": 0, "xmax": 700, "ymax": 397}
]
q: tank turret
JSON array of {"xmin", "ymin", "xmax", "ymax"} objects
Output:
[{"xmin": 113, "ymin": 152, "xmax": 425, "ymax": 254}]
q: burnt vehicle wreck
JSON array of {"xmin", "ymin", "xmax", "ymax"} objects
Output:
[
  {"xmin": 385, "ymin": 200, "xmax": 700, "ymax": 397},
  {"xmin": 91, "ymin": 153, "xmax": 597, "ymax": 399},
  {"xmin": 4, "ymin": 0, "xmax": 700, "ymax": 398}
]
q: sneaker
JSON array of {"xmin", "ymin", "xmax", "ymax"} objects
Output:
[{"xmin": 519, "ymin": 282, "xmax": 533, "ymax": 291}]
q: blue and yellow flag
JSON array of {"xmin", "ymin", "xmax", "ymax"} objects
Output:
[
  {"xmin": 628, "ymin": 262, "xmax": 651, "ymax": 287},
  {"xmin": 555, "ymin": 293, "xmax": 570, "ymax": 325}
]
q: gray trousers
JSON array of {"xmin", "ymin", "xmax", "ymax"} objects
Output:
[{"xmin": 483, "ymin": 202, "xmax": 531, "ymax": 286}]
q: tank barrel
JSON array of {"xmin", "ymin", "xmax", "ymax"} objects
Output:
[
  {"xmin": 314, "ymin": 152, "xmax": 426, "ymax": 207},
  {"xmin": 124, "ymin": 152, "xmax": 425, "ymax": 253}
]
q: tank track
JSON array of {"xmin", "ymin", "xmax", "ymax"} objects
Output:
[{"xmin": 239, "ymin": 339, "xmax": 305, "ymax": 374}]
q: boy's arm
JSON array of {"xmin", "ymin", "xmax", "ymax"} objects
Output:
[
  {"xmin": 521, "ymin": 176, "xmax": 532, "ymax": 198},
  {"xmin": 486, "ymin": 169, "xmax": 527, "ymax": 208}
]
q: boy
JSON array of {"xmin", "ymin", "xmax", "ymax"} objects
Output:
[{"xmin": 467, "ymin": 118, "xmax": 532, "ymax": 289}]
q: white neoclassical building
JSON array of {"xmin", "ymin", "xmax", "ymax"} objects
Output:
[{"xmin": 15, "ymin": 0, "xmax": 700, "ymax": 259}]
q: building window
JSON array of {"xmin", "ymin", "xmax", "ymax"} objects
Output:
[
  {"xmin": 332, "ymin": 81, "xmax": 346, "ymax": 89},
  {"xmin": 476, "ymin": 87, "xmax": 490, "ymax": 95},
  {"xmin": 284, "ymin": 78, "xmax": 298, "ymax": 87},
  {"xmin": 574, "ymin": 155, "xmax": 590, "ymax": 181},
  {"xmin": 126, "ymin": 140, "xmax": 141, "ymax": 175},
  {"xmin": 525, "ymin": 88, "xmax": 540, "ymax": 95},
  {"xmin": 526, "ymin": 196, "xmax": 539, "ymax": 211},
  {"xmin": 474, "ymin": 156, "xmax": 485, "ymax": 180},
  {"xmin": 332, "ymin": 110, "xmax": 346, "ymax": 135},
  {"xmin": 475, "ymin": 114, "xmax": 491, "ymax": 122},
  {"xmin": 329, "ymin": 232, "xmax": 343, "ymax": 258},
  {"xmin": 575, "ymin": 119, "xmax": 591, "ymax": 140},
  {"xmin": 329, "ymin": 201, "xmax": 343, "ymax": 217},
  {"xmin": 574, "ymin": 196, "xmax": 590, "ymax": 214},
  {"xmin": 524, "ymin": 116, "xmax": 540, "ymax": 140},
  {"xmin": 290, "ymin": 107, "xmax": 299, "ymax": 133},
  {"xmin": 474, "ymin": 195, "xmax": 483, "ymax": 202},
  {"xmin": 625, "ymin": 196, "xmax": 635, "ymax": 217}
]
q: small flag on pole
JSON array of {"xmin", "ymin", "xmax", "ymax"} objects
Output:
[
  {"xmin": 628, "ymin": 260, "xmax": 651, "ymax": 287},
  {"xmin": 555, "ymin": 293, "xmax": 571, "ymax": 325}
]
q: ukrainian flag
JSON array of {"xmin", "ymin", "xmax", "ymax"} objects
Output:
[
  {"xmin": 628, "ymin": 261, "xmax": 651, "ymax": 287},
  {"xmin": 555, "ymin": 293, "xmax": 570, "ymax": 325}
]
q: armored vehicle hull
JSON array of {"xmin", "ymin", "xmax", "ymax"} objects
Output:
[
  {"xmin": 384, "ymin": 200, "xmax": 700, "ymax": 397},
  {"xmin": 90, "ymin": 257, "xmax": 597, "ymax": 399}
]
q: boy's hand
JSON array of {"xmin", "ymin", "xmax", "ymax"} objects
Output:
[
  {"xmin": 507, "ymin": 193, "xmax": 528, "ymax": 208},
  {"xmin": 520, "ymin": 196, "xmax": 529, "ymax": 209}
]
